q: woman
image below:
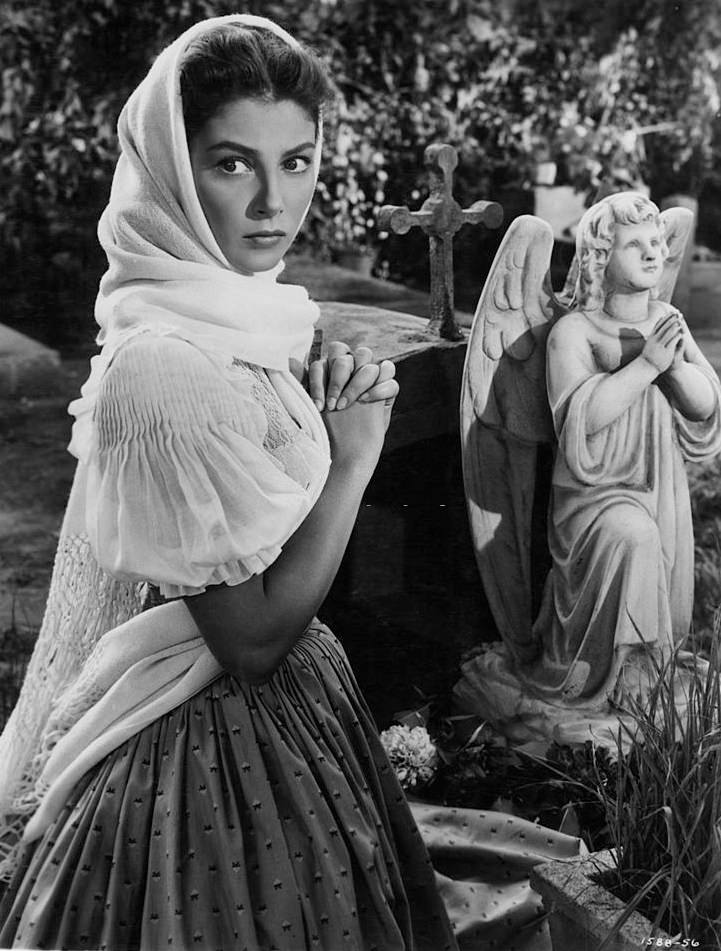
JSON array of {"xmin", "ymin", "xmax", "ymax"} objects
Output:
[{"xmin": 0, "ymin": 15, "xmax": 457, "ymax": 951}]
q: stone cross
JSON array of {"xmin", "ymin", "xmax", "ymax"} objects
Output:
[{"xmin": 378, "ymin": 143, "xmax": 503, "ymax": 340}]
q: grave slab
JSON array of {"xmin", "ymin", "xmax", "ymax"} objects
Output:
[
  {"xmin": 316, "ymin": 300, "xmax": 467, "ymax": 452},
  {"xmin": 0, "ymin": 324, "xmax": 65, "ymax": 398}
]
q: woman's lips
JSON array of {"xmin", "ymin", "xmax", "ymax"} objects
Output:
[{"xmin": 243, "ymin": 231, "xmax": 286, "ymax": 248}]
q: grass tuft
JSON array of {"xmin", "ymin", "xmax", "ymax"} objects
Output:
[{"xmin": 595, "ymin": 619, "xmax": 721, "ymax": 949}]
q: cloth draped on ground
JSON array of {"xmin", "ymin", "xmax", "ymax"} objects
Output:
[{"xmin": 412, "ymin": 802, "xmax": 582, "ymax": 951}]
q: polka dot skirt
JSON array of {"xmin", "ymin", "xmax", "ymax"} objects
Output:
[{"xmin": 0, "ymin": 625, "xmax": 456, "ymax": 951}]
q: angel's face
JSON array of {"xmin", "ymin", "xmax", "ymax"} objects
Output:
[{"xmin": 605, "ymin": 220, "xmax": 665, "ymax": 295}]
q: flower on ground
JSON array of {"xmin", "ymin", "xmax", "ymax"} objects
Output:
[{"xmin": 380, "ymin": 724, "xmax": 438, "ymax": 790}]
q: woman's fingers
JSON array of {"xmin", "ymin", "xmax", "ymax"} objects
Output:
[
  {"xmin": 327, "ymin": 342, "xmax": 375, "ymax": 369},
  {"xmin": 325, "ymin": 340, "xmax": 375, "ymax": 410},
  {"xmin": 352, "ymin": 346, "xmax": 373, "ymax": 369},
  {"xmin": 335, "ymin": 363, "xmax": 380, "ymax": 409},
  {"xmin": 327, "ymin": 340, "xmax": 352, "ymax": 361},
  {"xmin": 309, "ymin": 339, "xmax": 352, "ymax": 410},
  {"xmin": 375, "ymin": 360, "xmax": 396, "ymax": 384},
  {"xmin": 325, "ymin": 353, "xmax": 355, "ymax": 410},
  {"xmin": 357, "ymin": 362, "xmax": 396, "ymax": 401},
  {"xmin": 310, "ymin": 342, "xmax": 397, "ymax": 413},
  {"xmin": 308, "ymin": 358, "xmax": 326, "ymax": 411},
  {"xmin": 358, "ymin": 379, "xmax": 400, "ymax": 405},
  {"xmin": 335, "ymin": 359, "xmax": 396, "ymax": 408}
]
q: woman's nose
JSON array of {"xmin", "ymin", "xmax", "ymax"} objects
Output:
[{"xmin": 250, "ymin": 172, "xmax": 283, "ymax": 219}]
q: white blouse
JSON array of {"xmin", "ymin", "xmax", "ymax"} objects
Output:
[{"xmin": 85, "ymin": 331, "xmax": 331, "ymax": 597}]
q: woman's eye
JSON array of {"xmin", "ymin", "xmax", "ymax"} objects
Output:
[
  {"xmin": 284, "ymin": 155, "xmax": 312, "ymax": 173},
  {"xmin": 217, "ymin": 157, "xmax": 252, "ymax": 175}
]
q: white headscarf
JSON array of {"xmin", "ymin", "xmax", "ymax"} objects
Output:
[{"xmin": 68, "ymin": 13, "xmax": 323, "ymax": 459}]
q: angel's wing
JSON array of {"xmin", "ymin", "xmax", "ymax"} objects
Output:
[
  {"xmin": 460, "ymin": 215, "xmax": 566, "ymax": 663},
  {"xmin": 656, "ymin": 206, "xmax": 694, "ymax": 304}
]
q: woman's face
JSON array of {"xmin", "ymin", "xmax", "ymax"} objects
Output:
[{"xmin": 189, "ymin": 97, "xmax": 317, "ymax": 273}]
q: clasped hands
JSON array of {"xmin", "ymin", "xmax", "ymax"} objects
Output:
[
  {"xmin": 642, "ymin": 308, "xmax": 688, "ymax": 375},
  {"xmin": 308, "ymin": 341, "xmax": 399, "ymax": 412}
]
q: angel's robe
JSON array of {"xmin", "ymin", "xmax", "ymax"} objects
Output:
[{"xmin": 527, "ymin": 309, "xmax": 721, "ymax": 702}]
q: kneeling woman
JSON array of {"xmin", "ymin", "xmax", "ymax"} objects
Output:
[{"xmin": 0, "ymin": 15, "xmax": 456, "ymax": 951}]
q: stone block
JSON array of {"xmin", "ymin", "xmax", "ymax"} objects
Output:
[
  {"xmin": 530, "ymin": 850, "xmax": 670, "ymax": 951},
  {"xmin": 0, "ymin": 324, "xmax": 66, "ymax": 398}
]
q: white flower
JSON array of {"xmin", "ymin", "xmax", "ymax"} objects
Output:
[{"xmin": 380, "ymin": 724, "xmax": 438, "ymax": 790}]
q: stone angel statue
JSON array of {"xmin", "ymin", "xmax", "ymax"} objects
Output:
[{"xmin": 454, "ymin": 191, "xmax": 721, "ymax": 744}]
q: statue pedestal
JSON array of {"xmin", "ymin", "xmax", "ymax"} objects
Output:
[{"xmin": 453, "ymin": 641, "xmax": 705, "ymax": 750}]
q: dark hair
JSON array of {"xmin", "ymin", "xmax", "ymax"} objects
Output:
[{"xmin": 180, "ymin": 24, "xmax": 333, "ymax": 140}]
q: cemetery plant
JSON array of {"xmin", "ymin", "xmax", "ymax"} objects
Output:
[
  {"xmin": 590, "ymin": 632, "xmax": 721, "ymax": 950},
  {"xmin": 516, "ymin": 636, "xmax": 721, "ymax": 950}
]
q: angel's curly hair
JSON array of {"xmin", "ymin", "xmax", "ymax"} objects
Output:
[{"xmin": 574, "ymin": 192, "xmax": 668, "ymax": 310}]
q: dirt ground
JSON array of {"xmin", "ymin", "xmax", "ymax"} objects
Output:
[{"xmin": 0, "ymin": 363, "xmax": 89, "ymax": 645}]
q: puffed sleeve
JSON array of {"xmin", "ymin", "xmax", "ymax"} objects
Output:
[{"xmin": 85, "ymin": 333, "xmax": 321, "ymax": 597}]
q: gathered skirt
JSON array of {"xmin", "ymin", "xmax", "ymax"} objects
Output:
[{"xmin": 0, "ymin": 625, "xmax": 457, "ymax": 951}]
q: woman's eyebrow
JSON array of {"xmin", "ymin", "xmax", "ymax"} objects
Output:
[
  {"xmin": 206, "ymin": 140, "xmax": 316, "ymax": 156},
  {"xmin": 282, "ymin": 141, "xmax": 316, "ymax": 157},
  {"xmin": 206, "ymin": 140, "xmax": 254, "ymax": 153}
]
